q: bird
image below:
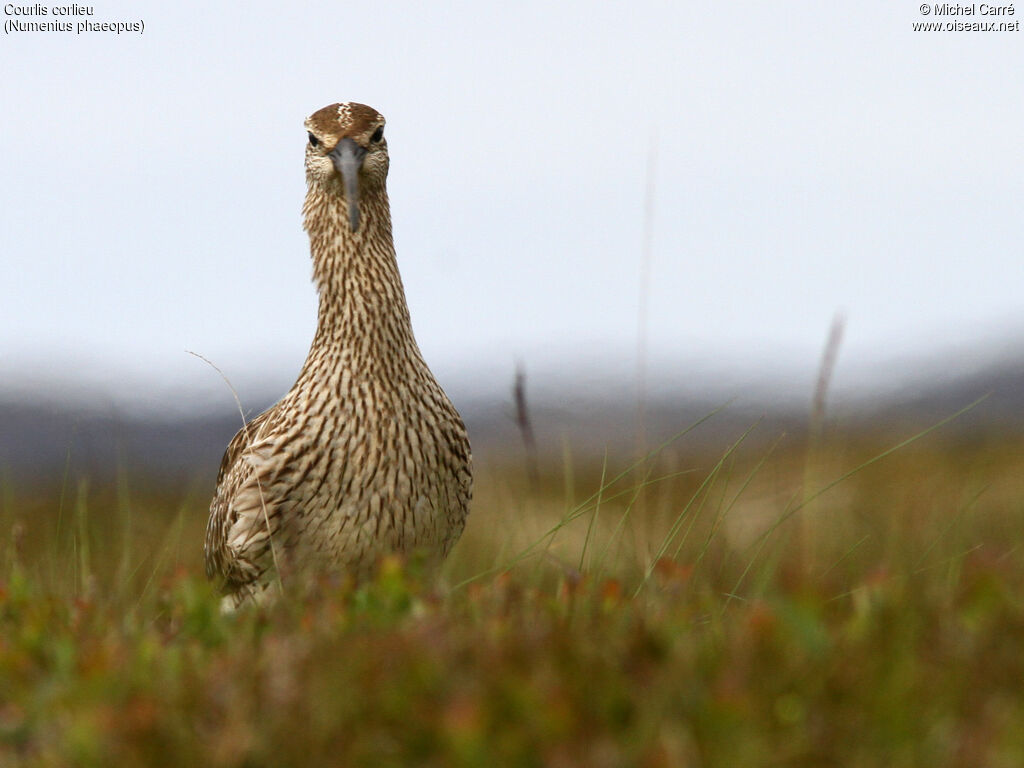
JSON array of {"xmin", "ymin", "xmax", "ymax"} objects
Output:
[{"xmin": 204, "ymin": 102, "xmax": 472, "ymax": 609}]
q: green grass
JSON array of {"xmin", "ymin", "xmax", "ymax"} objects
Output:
[{"xmin": 2, "ymin": 418, "xmax": 1024, "ymax": 767}]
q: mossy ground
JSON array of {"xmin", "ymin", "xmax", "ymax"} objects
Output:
[{"xmin": 2, "ymin": 419, "xmax": 1023, "ymax": 767}]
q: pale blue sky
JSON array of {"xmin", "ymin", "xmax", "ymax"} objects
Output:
[{"xmin": 2, "ymin": 1, "xmax": 1021, "ymax": 409}]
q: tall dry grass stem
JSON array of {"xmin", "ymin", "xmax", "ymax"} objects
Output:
[
  {"xmin": 634, "ymin": 133, "xmax": 658, "ymax": 533},
  {"xmin": 512, "ymin": 362, "xmax": 540, "ymax": 491},
  {"xmin": 74, "ymin": 477, "xmax": 91, "ymax": 596},
  {"xmin": 801, "ymin": 313, "xmax": 846, "ymax": 571}
]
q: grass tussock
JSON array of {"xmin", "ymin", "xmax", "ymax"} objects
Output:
[{"xmin": 2, "ymin": 417, "xmax": 1024, "ymax": 767}]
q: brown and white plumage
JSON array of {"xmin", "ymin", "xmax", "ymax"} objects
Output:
[{"xmin": 205, "ymin": 102, "xmax": 472, "ymax": 608}]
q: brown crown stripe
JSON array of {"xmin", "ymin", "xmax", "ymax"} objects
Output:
[{"xmin": 305, "ymin": 102, "xmax": 384, "ymax": 139}]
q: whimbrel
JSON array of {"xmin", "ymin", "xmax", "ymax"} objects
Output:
[{"xmin": 205, "ymin": 102, "xmax": 472, "ymax": 607}]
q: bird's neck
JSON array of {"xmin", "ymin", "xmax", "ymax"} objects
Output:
[{"xmin": 300, "ymin": 186, "xmax": 422, "ymax": 376}]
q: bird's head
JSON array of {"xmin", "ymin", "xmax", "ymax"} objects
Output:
[{"xmin": 304, "ymin": 102, "xmax": 388, "ymax": 232}]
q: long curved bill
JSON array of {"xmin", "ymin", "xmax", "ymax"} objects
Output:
[{"xmin": 328, "ymin": 138, "xmax": 367, "ymax": 232}]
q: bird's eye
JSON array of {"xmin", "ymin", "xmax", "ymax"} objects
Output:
[
  {"xmin": 370, "ymin": 126, "xmax": 384, "ymax": 143},
  {"xmin": 308, "ymin": 132, "xmax": 320, "ymax": 148}
]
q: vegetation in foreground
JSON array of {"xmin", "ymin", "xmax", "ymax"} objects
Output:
[{"xmin": 1, "ymin": 416, "xmax": 1023, "ymax": 767}]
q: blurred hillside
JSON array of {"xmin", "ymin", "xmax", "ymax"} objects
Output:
[{"xmin": 1, "ymin": 354, "xmax": 1021, "ymax": 485}]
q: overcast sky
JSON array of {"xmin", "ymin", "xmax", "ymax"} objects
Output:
[{"xmin": 2, "ymin": 1, "xmax": 1022, "ymax": 410}]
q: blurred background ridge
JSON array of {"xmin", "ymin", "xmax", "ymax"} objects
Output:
[{"xmin": 2, "ymin": 340, "xmax": 1022, "ymax": 482}]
